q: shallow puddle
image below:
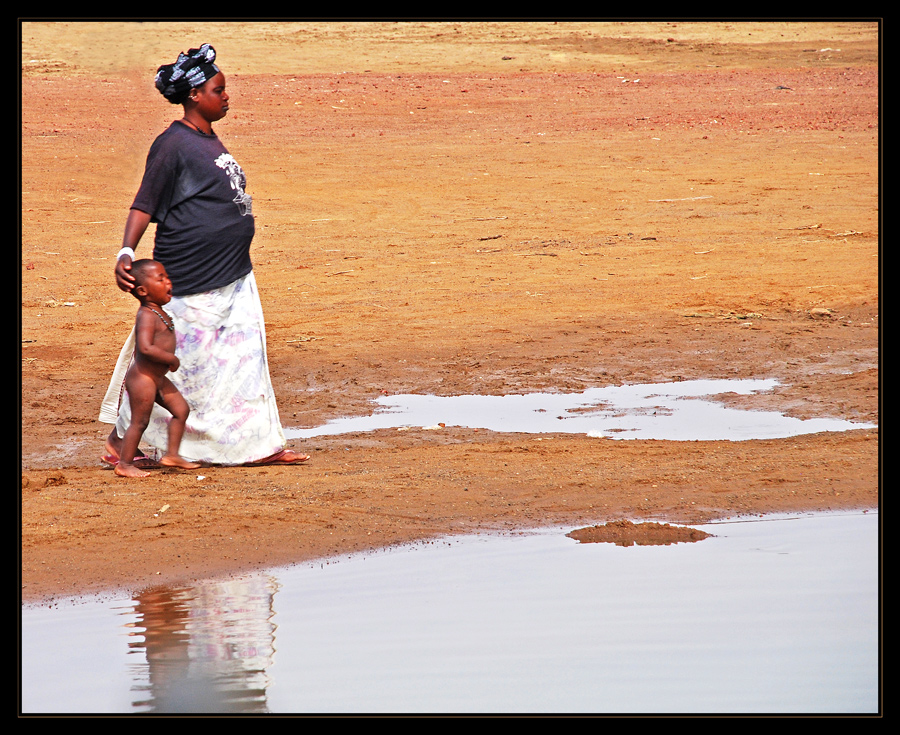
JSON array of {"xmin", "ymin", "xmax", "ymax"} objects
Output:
[
  {"xmin": 21, "ymin": 511, "xmax": 879, "ymax": 714},
  {"xmin": 285, "ymin": 378, "xmax": 875, "ymax": 441}
]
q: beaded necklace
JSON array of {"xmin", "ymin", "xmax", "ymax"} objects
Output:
[{"xmin": 146, "ymin": 306, "xmax": 174, "ymax": 331}]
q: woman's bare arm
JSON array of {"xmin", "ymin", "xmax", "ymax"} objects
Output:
[{"xmin": 115, "ymin": 209, "xmax": 153, "ymax": 292}]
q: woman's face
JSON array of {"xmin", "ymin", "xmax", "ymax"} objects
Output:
[{"xmin": 192, "ymin": 72, "xmax": 230, "ymax": 123}]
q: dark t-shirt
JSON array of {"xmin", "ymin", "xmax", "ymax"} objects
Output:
[{"xmin": 132, "ymin": 122, "xmax": 255, "ymax": 296}]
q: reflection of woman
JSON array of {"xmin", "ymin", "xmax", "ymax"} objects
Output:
[
  {"xmin": 100, "ymin": 44, "xmax": 308, "ymax": 466},
  {"xmin": 129, "ymin": 578, "xmax": 276, "ymax": 713}
]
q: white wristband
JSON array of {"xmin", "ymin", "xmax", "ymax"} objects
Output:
[{"xmin": 117, "ymin": 247, "xmax": 136, "ymax": 261}]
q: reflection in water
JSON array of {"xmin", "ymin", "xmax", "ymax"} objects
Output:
[
  {"xmin": 125, "ymin": 576, "xmax": 279, "ymax": 713},
  {"xmin": 21, "ymin": 512, "xmax": 878, "ymax": 714}
]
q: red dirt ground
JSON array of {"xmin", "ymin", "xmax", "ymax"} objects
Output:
[{"xmin": 21, "ymin": 21, "xmax": 879, "ymax": 604}]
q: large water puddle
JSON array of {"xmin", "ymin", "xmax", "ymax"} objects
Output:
[
  {"xmin": 285, "ymin": 378, "xmax": 875, "ymax": 441},
  {"xmin": 21, "ymin": 511, "xmax": 879, "ymax": 714}
]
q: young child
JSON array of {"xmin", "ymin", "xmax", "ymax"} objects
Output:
[{"xmin": 115, "ymin": 259, "xmax": 201, "ymax": 478}]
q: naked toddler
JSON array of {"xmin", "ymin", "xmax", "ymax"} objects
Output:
[{"xmin": 115, "ymin": 259, "xmax": 201, "ymax": 478}]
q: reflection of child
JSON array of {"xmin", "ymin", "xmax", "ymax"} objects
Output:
[{"xmin": 115, "ymin": 260, "xmax": 201, "ymax": 478}]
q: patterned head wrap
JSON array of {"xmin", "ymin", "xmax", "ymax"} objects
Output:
[{"xmin": 154, "ymin": 44, "xmax": 220, "ymax": 104}]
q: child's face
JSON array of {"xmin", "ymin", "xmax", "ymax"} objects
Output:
[{"xmin": 137, "ymin": 263, "xmax": 173, "ymax": 305}]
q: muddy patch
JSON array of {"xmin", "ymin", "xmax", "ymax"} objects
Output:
[{"xmin": 567, "ymin": 519, "xmax": 713, "ymax": 547}]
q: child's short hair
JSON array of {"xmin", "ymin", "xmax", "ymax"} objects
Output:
[{"xmin": 130, "ymin": 259, "xmax": 158, "ymax": 298}]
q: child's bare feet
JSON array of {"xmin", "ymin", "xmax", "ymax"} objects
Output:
[
  {"xmin": 114, "ymin": 463, "xmax": 150, "ymax": 478},
  {"xmin": 159, "ymin": 455, "xmax": 202, "ymax": 469}
]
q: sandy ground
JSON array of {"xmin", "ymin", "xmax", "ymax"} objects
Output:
[{"xmin": 20, "ymin": 21, "xmax": 879, "ymax": 605}]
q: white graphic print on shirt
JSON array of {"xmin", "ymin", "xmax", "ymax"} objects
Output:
[{"xmin": 215, "ymin": 153, "xmax": 253, "ymax": 216}]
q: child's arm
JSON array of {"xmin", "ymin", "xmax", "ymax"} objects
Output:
[{"xmin": 134, "ymin": 309, "xmax": 179, "ymax": 371}]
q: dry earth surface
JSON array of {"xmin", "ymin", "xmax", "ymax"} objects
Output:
[{"xmin": 21, "ymin": 21, "xmax": 879, "ymax": 604}]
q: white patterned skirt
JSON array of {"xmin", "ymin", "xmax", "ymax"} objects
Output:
[{"xmin": 101, "ymin": 271, "xmax": 287, "ymax": 465}]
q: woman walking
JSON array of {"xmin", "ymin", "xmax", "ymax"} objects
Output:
[{"xmin": 101, "ymin": 44, "xmax": 308, "ymax": 467}]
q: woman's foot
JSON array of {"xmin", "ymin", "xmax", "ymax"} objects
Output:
[
  {"xmin": 103, "ymin": 429, "xmax": 159, "ymax": 468},
  {"xmin": 105, "ymin": 428, "xmax": 123, "ymax": 459},
  {"xmin": 102, "ymin": 453, "xmax": 160, "ymax": 469},
  {"xmin": 159, "ymin": 455, "xmax": 202, "ymax": 470},
  {"xmin": 245, "ymin": 449, "xmax": 310, "ymax": 466}
]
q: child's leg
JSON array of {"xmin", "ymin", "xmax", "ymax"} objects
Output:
[
  {"xmin": 115, "ymin": 371, "xmax": 157, "ymax": 478},
  {"xmin": 156, "ymin": 378, "xmax": 201, "ymax": 468}
]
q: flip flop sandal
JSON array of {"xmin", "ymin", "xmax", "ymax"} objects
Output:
[{"xmin": 100, "ymin": 453, "xmax": 160, "ymax": 469}]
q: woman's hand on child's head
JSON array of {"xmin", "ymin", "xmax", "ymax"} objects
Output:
[{"xmin": 115, "ymin": 257, "xmax": 136, "ymax": 293}]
